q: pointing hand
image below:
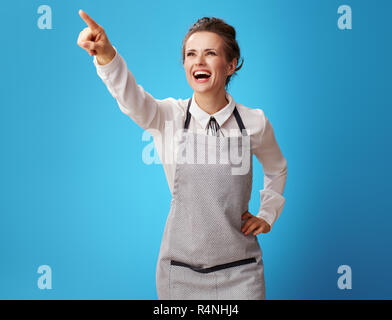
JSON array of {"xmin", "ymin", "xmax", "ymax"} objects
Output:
[{"xmin": 77, "ymin": 9, "xmax": 116, "ymax": 65}]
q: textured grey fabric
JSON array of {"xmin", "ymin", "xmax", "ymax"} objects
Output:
[{"xmin": 156, "ymin": 113, "xmax": 265, "ymax": 300}]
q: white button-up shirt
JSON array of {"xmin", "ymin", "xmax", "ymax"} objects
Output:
[{"xmin": 93, "ymin": 46, "xmax": 287, "ymax": 228}]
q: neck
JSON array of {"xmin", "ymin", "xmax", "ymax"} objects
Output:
[{"xmin": 194, "ymin": 87, "xmax": 228, "ymax": 115}]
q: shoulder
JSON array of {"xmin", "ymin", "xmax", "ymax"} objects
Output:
[
  {"xmin": 155, "ymin": 97, "xmax": 189, "ymax": 119},
  {"xmin": 235, "ymin": 103, "xmax": 267, "ymax": 135}
]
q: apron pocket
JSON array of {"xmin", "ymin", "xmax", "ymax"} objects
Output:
[
  {"xmin": 169, "ymin": 258, "xmax": 257, "ymax": 300},
  {"xmin": 171, "ymin": 258, "xmax": 256, "ymax": 273},
  {"xmin": 169, "ymin": 261, "xmax": 217, "ymax": 300},
  {"xmin": 215, "ymin": 257, "xmax": 265, "ymax": 300}
]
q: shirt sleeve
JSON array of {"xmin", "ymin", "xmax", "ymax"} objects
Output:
[
  {"xmin": 92, "ymin": 46, "xmax": 174, "ymax": 132},
  {"xmin": 253, "ymin": 109, "xmax": 288, "ymax": 229}
]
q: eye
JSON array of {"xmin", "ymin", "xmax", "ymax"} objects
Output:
[
  {"xmin": 207, "ymin": 51, "xmax": 216, "ymax": 55},
  {"xmin": 186, "ymin": 52, "xmax": 195, "ymax": 56}
]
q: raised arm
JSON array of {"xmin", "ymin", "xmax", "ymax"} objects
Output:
[{"xmin": 77, "ymin": 10, "xmax": 175, "ymax": 132}]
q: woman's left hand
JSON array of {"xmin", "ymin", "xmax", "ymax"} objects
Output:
[{"xmin": 241, "ymin": 211, "xmax": 271, "ymax": 236}]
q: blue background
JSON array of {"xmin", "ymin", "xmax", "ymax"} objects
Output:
[{"xmin": 0, "ymin": 0, "xmax": 391, "ymax": 299}]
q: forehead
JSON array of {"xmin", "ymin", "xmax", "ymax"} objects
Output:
[{"xmin": 185, "ymin": 31, "xmax": 224, "ymax": 50}]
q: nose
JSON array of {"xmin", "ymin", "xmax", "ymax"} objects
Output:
[{"xmin": 195, "ymin": 54, "xmax": 206, "ymax": 65}]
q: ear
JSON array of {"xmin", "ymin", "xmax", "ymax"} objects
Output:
[{"xmin": 227, "ymin": 58, "xmax": 238, "ymax": 76}]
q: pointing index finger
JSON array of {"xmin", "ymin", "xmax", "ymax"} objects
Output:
[{"xmin": 79, "ymin": 9, "xmax": 100, "ymax": 30}]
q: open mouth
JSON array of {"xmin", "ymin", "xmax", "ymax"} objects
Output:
[{"xmin": 193, "ymin": 70, "xmax": 211, "ymax": 82}]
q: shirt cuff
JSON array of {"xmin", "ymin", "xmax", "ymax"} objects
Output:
[
  {"xmin": 256, "ymin": 189, "xmax": 286, "ymax": 229},
  {"xmin": 93, "ymin": 45, "xmax": 120, "ymax": 76}
]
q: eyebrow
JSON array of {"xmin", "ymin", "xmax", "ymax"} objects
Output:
[{"xmin": 186, "ymin": 48, "xmax": 217, "ymax": 52}]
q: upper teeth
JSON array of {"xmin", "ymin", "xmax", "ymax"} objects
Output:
[{"xmin": 194, "ymin": 71, "xmax": 211, "ymax": 76}]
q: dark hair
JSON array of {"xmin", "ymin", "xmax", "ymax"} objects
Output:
[{"xmin": 182, "ymin": 17, "xmax": 244, "ymax": 88}]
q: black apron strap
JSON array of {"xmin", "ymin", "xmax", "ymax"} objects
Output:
[
  {"xmin": 233, "ymin": 106, "xmax": 247, "ymax": 136},
  {"xmin": 184, "ymin": 97, "xmax": 247, "ymax": 136},
  {"xmin": 184, "ymin": 97, "xmax": 192, "ymax": 130}
]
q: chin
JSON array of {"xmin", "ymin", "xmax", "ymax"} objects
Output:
[
  {"xmin": 190, "ymin": 83, "xmax": 218, "ymax": 94},
  {"xmin": 193, "ymin": 87, "xmax": 212, "ymax": 94}
]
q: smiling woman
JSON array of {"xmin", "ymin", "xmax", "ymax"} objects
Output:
[
  {"xmin": 182, "ymin": 18, "xmax": 244, "ymax": 115},
  {"xmin": 182, "ymin": 17, "xmax": 244, "ymax": 87},
  {"xmin": 77, "ymin": 10, "xmax": 287, "ymax": 300}
]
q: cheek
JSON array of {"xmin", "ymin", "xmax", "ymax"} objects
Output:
[
  {"xmin": 184, "ymin": 61, "xmax": 192, "ymax": 73},
  {"xmin": 212, "ymin": 61, "xmax": 229, "ymax": 76},
  {"xmin": 214, "ymin": 67, "xmax": 228, "ymax": 81}
]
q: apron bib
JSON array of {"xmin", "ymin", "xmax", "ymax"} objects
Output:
[{"xmin": 156, "ymin": 98, "xmax": 265, "ymax": 300}]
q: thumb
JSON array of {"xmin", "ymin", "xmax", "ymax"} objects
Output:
[{"xmin": 81, "ymin": 40, "xmax": 99, "ymax": 51}]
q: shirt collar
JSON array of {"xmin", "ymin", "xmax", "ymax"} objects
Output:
[{"xmin": 189, "ymin": 92, "xmax": 236, "ymax": 130}]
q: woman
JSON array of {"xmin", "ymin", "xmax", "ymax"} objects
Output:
[{"xmin": 77, "ymin": 9, "xmax": 287, "ymax": 300}]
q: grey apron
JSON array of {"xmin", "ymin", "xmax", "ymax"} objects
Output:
[{"xmin": 156, "ymin": 98, "xmax": 265, "ymax": 300}]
